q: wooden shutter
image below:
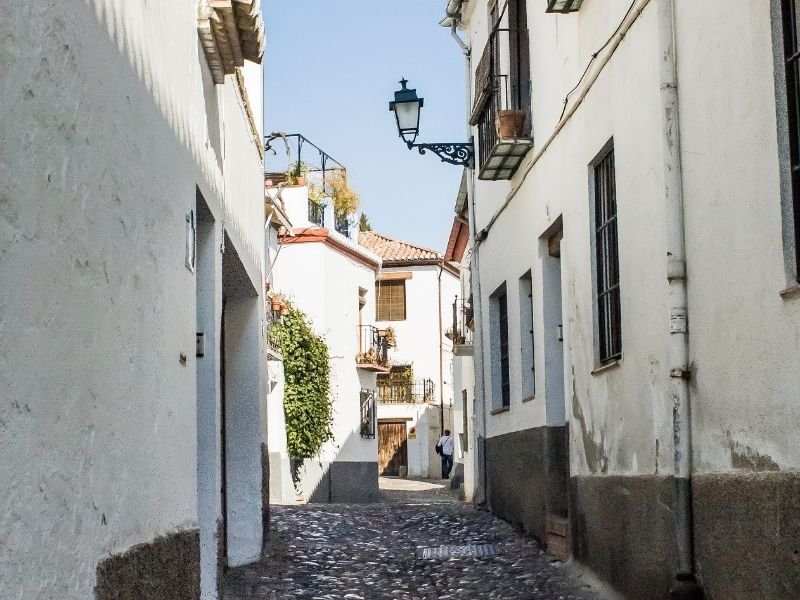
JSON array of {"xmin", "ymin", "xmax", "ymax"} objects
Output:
[{"xmin": 376, "ymin": 280, "xmax": 406, "ymax": 321}]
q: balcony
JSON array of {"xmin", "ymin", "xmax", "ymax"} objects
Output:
[
  {"xmin": 377, "ymin": 378, "xmax": 435, "ymax": 405},
  {"xmin": 470, "ymin": 28, "xmax": 533, "ymax": 181},
  {"xmin": 356, "ymin": 325, "xmax": 391, "ymax": 372},
  {"xmin": 446, "ymin": 296, "xmax": 474, "ymax": 356}
]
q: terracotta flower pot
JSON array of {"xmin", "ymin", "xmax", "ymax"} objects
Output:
[
  {"xmin": 295, "ymin": 176, "xmax": 306, "ymax": 186},
  {"xmin": 496, "ymin": 109, "xmax": 526, "ymax": 139},
  {"xmin": 271, "ymin": 301, "xmax": 282, "ymax": 312}
]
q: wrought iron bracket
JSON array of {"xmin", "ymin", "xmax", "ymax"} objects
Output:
[{"xmin": 406, "ymin": 139, "xmax": 474, "ymax": 167}]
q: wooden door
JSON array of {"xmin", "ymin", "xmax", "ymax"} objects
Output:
[{"xmin": 378, "ymin": 422, "xmax": 408, "ymax": 476}]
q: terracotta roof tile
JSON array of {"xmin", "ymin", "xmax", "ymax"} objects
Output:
[{"xmin": 357, "ymin": 231, "xmax": 442, "ymax": 264}]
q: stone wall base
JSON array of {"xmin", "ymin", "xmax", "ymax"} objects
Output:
[
  {"xmin": 694, "ymin": 471, "xmax": 800, "ymax": 599},
  {"xmin": 95, "ymin": 529, "xmax": 200, "ymax": 600},
  {"xmin": 307, "ymin": 461, "xmax": 380, "ymax": 503},
  {"xmin": 485, "ymin": 426, "xmax": 568, "ymax": 542},
  {"xmin": 570, "ymin": 474, "xmax": 676, "ymax": 600}
]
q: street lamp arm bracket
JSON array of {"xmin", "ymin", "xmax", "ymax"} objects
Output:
[{"xmin": 406, "ymin": 141, "xmax": 474, "ymax": 167}]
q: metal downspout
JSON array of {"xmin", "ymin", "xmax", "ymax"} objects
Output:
[
  {"xmin": 444, "ymin": 8, "xmax": 488, "ymax": 506},
  {"xmin": 657, "ymin": 1, "xmax": 703, "ymax": 597},
  {"xmin": 438, "ymin": 263, "xmax": 445, "ymax": 437}
]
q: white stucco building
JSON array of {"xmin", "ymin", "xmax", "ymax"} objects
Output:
[
  {"xmin": 358, "ymin": 231, "xmax": 460, "ymax": 480},
  {"xmin": 267, "ymin": 182, "xmax": 384, "ymax": 503},
  {"xmin": 0, "ymin": 2, "xmax": 267, "ymax": 600},
  {"xmin": 440, "ymin": 1, "xmax": 800, "ymax": 599}
]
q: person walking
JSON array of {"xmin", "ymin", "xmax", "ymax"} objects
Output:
[{"xmin": 436, "ymin": 429, "xmax": 454, "ymax": 480}]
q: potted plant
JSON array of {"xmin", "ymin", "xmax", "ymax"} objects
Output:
[
  {"xmin": 270, "ymin": 294, "xmax": 284, "ymax": 313},
  {"xmin": 496, "ymin": 109, "xmax": 526, "ymax": 139},
  {"xmin": 288, "ymin": 161, "xmax": 309, "ymax": 186},
  {"xmin": 384, "ymin": 327, "xmax": 397, "ymax": 348}
]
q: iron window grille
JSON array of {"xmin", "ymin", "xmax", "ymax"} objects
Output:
[
  {"xmin": 782, "ymin": 0, "xmax": 800, "ymax": 279},
  {"xmin": 594, "ymin": 146, "xmax": 622, "ymax": 363},
  {"xmin": 498, "ymin": 291, "xmax": 511, "ymax": 407},
  {"xmin": 308, "ymin": 200, "xmax": 324, "ymax": 227},
  {"xmin": 360, "ymin": 389, "xmax": 376, "ymax": 439}
]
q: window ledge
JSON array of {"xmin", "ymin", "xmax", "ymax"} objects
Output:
[
  {"xmin": 591, "ymin": 360, "xmax": 621, "ymax": 376},
  {"xmin": 490, "ymin": 406, "xmax": 510, "ymax": 416},
  {"xmin": 780, "ymin": 283, "xmax": 800, "ymax": 300},
  {"xmin": 522, "ymin": 394, "xmax": 536, "ymax": 403}
]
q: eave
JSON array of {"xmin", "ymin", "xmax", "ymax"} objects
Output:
[{"xmin": 198, "ymin": 0, "xmax": 265, "ymax": 85}]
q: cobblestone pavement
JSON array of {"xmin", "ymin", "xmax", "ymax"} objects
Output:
[{"xmin": 225, "ymin": 478, "xmax": 603, "ymax": 599}]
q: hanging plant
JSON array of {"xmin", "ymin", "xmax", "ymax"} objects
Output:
[
  {"xmin": 330, "ymin": 170, "xmax": 359, "ymax": 221},
  {"xmin": 268, "ymin": 302, "xmax": 333, "ymax": 474}
]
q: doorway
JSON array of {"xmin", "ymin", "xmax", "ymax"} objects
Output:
[
  {"xmin": 378, "ymin": 421, "xmax": 408, "ymax": 476},
  {"xmin": 541, "ymin": 221, "xmax": 570, "ymax": 560}
]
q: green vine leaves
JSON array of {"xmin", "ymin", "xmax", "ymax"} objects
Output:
[{"xmin": 268, "ymin": 302, "xmax": 333, "ymax": 462}]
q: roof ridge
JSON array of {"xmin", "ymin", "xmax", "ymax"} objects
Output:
[{"xmin": 366, "ymin": 229, "xmax": 443, "ymax": 257}]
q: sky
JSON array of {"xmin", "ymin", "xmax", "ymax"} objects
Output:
[{"xmin": 262, "ymin": 0, "xmax": 467, "ymax": 252}]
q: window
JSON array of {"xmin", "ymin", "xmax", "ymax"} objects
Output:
[
  {"xmin": 461, "ymin": 389, "xmax": 469, "ymax": 451},
  {"xmin": 519, "ymin": 271, "xmax": 535, "ymax": 399},
  {"xmin": 593, "ymin": 145, "xmax": 622, "ymax": 363},
  {"xmin": 490, "ymin": 284, "xmax": 511, "ymax": 409},
  {"xmin": 376, "ymin": 280, "xmax": 406, "ymax": 321},
  {"xmin": 360, "ymin": 389, "xmax": 376, "ymax": 439},
  {"xmin": 781, "ymin": 0, "xmax": 800, "ymax": 279}
]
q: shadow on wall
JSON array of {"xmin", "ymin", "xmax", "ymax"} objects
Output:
[{"xmin": 292, "ymin": 430, "xmax": 380, "ymax": 504}]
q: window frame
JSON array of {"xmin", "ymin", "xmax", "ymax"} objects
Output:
[
  {"xmin": 375, "ymin": 279, "xmax": 406, "ymax": 321},
  {"xmin": 519, "ymin": 270, "xmax": 536, "ymax": 400},
  {"xmin": 778, "ymin": 0, "xmax": 800, "ymax": 282},
  {"xmin": 591, "ymin": 142, "xmax": 623, "ymax": 365},
  {"xmin": 489, "ymin": 283, "xmax": 511, "ymax": 411}
]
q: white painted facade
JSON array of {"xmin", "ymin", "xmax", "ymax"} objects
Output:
[
  {"xmin": 269, "ymin": 186, "xmax": 383, "ymax": 502},
  {"xmin": 456, "ymin": 0, "xmax": 800, "ymax": 496},
  {"xmin": 0, "ymin": 2, "xmax": 267, "ymax": 599},
  {"xmin": 373, "ymin": 262, "xmax": 459, "ymax": 478},
  {"xmin": 447, "ymin": 0, "xmax": 800, "ymax": 595}
]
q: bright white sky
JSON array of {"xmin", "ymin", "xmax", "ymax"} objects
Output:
[{"xmin": 263, "ymin": 0, "xmax": 467, "ymax": 251}]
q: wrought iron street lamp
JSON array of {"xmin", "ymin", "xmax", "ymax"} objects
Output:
[
  {"xmin": 389, "ymin": 78, "xmax": 474, "ymax": 167},
  {"xmin": 546, "ymin": 0, "xmax": 583, "ymax": 13}
]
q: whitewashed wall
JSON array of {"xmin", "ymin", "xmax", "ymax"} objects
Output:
[
  {"xmin": 374, "ymin": 264, "xmax": 459, "ymax": 477},
  {"xmin": 675, "ymin": 1, "xmax": 800, "ymax": 472},
  {"xmin": 271, "ymin": 235, "xmax": 381, "ymax": 499},
  {"xmin": 0, "ymin": 1, "xmax": 265, "ymax": 598},
  {"xmin": 464, "ymin": 0, "xmax": 800, "ymax": 480},
  {"xmin": 466, "ymin": 1, "xmax": 671, "ymax": 477}
]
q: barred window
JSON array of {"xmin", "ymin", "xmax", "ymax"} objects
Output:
[
  {"xmin": 594, "ymin": 146, "xmax": 622, "ymax": 363},
  {"xmin": 376, "ymin": 280, "xmax": 406, "ymax": 321},
  {"xmin": 360, "ymin": 389, "xmax": 376, "ymax": 439}
]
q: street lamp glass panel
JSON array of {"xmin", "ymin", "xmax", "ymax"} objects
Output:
[{"xmin": 389, "ymin": 79, "xmax": 424, "ymax": 144}]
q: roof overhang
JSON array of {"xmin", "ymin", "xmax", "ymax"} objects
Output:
[{"xmin": 198, "ymin": 0, "xmax": 265, "ymax": 85}]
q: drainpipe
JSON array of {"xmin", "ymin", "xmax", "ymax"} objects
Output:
[
  {"xmin": 657, "ymin": 1, "xmax": 703, "ymax": 598},
  {"xmin": 443, "ymin": 2, "xmax": 488, "ymax": 506},
  {"xmin": 437, "ymin": 262, "xmax": 445, "ymax": 437}
]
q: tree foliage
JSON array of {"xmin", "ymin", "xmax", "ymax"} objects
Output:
[
  {"xmin": 268, "ymin": 302, "xmax": 333, "ymax": 460},
  {"xmin": 358, "ymin": 213, "xmax": 372, "ymax": 232}
]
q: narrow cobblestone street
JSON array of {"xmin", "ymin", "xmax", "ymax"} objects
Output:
[{"xmin": 225, "ymin": 478, "xmax": 603, "ymax": 599}]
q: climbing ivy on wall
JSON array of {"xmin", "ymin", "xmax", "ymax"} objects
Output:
[{"xmin": 268, "ymin": 302, "xmax": 333, "ymax": 462}]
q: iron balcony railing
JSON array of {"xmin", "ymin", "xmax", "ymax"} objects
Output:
[
  {"xmin": 357, "ymin": 325, "xmax": 390, "ymax": 368},
  {"xmin": 470, "ymin": 28, "xmax": 532, "ymax": 179},
  {"xmin": 447, "ymin": 295, "xmax": 474, "ymax": 346},
  {"xmin": 377, "ymin": 378, "xmax": 435, "ymax": 404},
  {"xmin": 308, "ymin": 200, "xmax": 324, "ymax": 227}
]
